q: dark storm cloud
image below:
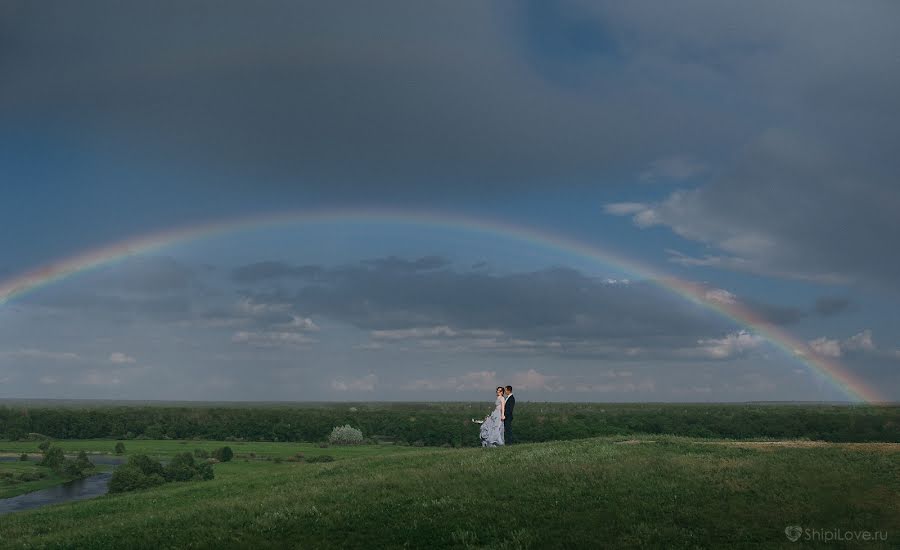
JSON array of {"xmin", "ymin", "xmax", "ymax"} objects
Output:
[
  {"xmin": 6, "ymin": 1, "xmax": 899, "ymax": 288},
  {"xmin": 232, "ymin": 257, "xmax": 449, "ymax": 284},
  {"xmin": 614, "ymin": 129, "xmax": 900, "ymax": 290},
  {"xmin": 237, "ymin": 259, "xmax": 733, "ymax": 349},
  {"xmin": 361, "ymin": 256, "xmax": 450, "ymax": 273},
  {"xmin": 742, "ymin": 300, "xmax": 806, "ymax": 326},
  {"xmin": 232, "ymin": 261, "xmax": 327, "ymax": 284},
  {"xmin": 1, "ymin": 0, "xmax": 762, "ymax": 196},
  {"xmin": 814, "ymin": 297, "xmax": 853, "ymax": 317},
  {"xmin": 593, "ymin": 2, "xmax": 900, "ymax": 290}
]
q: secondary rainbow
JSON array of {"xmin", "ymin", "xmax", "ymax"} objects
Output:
[{"xmin": 0, "ymin": 207, "xmax": 885, "ymax": 403}]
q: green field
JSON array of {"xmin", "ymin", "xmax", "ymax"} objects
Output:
[
  {"xmin": 0, "ymin": 439, "xmax": 422, "ymax": 461},
  {"xmin": 0, "ymin": 436, "xmax": 896, "ymax": 548},
  {"xmin": 0, "ymin": 461, "xmax": 68, "ymax": 500}
]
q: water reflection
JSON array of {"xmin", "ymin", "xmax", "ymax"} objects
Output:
[{"xmin": 0, "ymin": 455, "xmax": 127, "ymax": 516}]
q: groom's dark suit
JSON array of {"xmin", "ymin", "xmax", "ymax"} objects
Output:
[{"xmin": 504, "ymin": 393, "xmax": 515, "ymax": 444}]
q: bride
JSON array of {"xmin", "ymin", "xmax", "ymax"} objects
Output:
[{"xmin": 477, "ymin": 386, "xmax": 506, "ymax": 447}]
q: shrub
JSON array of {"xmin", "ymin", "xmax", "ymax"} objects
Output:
[
  {"xmin": 328, "ymin": 425, "xmax": 363, "ymax": 445},
  {"xmin": 128, "ymin": 454, "xmax": 165, "ymax": 477},
  {"xmin": 37, "ymin": 446, "xmax": 94, "ymax": 478},
  {"xmin": 17, "ymin": 472, "xmax": 44, "ymax": 482},
  {"xmin": 39, "ymin": 446, "xmax": 65, "ymax": 470},
  {"xmin": 212, "ymin": 446, "xmax": 233, "ymax": 462},
  {"xmin": 108, "ymin": 465, "xmax": 165, "ymax": 493},
  {"xmin": 194, "ymin": 449, "xmax": 210, "ymax": 459},
  {"xmin": 72, "ymin": 450, "xmax": 95, "ymax": 475},
  {"xmin": 109, "ymin": 453, "xmax": 212, "ymax": 493},
  {"xmin": 305, "ymin": 455, "xmax": 335, "ymax": 463},
  {"xmin": 63, "ymin": 458, "xmax": 88, "ymax": 478},
  {"xmin": 19, "ymin": 453, "xmax": 28, "ymax": 461},
  {"xmin": 37, "ymin": 440, "xmax": 52, "ymax": 452},
  {"xmin": 114, "ymin": 442, "xmax": 126, "ymax": 455},
  {"xmin": 164, "ymin": 452, "xmax": 214, "ymax": 482}
]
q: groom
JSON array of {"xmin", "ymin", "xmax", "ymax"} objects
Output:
[{"xmin": 503, "ymin": 385, "xmax": 515, "ymax": 444}]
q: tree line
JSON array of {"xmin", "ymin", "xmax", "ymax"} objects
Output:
[{"xmin": 1, "ymin": 402, "xmax": 897, "ymax": 445}]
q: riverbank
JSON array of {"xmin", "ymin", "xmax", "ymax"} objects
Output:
[
  {"xmin": 0, "ymin": 460, "xmax": 70, "ymax": 499},
  {"xmin": 0, "ymin": 457, "xmax": 116, "ymax": 500},
  {"xmin": 0, "ymin": 439, "xmax": 421, "ymax": 515}
]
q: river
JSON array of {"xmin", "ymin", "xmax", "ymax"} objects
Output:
[{"xmin": 0, "ymin": 455, "xmax": 126, "ymax": 516}]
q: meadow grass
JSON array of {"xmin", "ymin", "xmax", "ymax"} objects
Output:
[
  {"xmin": 0, "ymin": 436, "xmax": 896, "ymax": 548},
  {"xmin": 0, "ymin": 439, "xmax": 423, "ymax": 461},
  {"xmin": 0, "ymin": 462, "xmax": 69, "ymax": 500}
]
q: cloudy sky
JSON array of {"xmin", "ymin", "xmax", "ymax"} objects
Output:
[{"xmin": 2, "ymin": 1, "xmax": 898, "ymax": 402}]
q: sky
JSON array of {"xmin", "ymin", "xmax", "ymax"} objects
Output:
[{"xmin": 1, "ymin": 1, "xmax": 898, "ymax": 402}]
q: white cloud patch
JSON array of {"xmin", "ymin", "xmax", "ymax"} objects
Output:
[
  {"xmin": 109, "ymin": 352, "xmax": 136, "ymax": 364},
  {"xmin": 808, "ymin": 337, "xmax": 842, "ymax": 358},
  {"xmin": 364, "ymin": 326, "xmax": 572, "ymax": 355},
  {"xmin": 283, "ymin": 316, "xmax": 319, "ymax": 331},
  {"xmin": 703, "ymin": 288, "xmax": 738, "ymax": 305},
  {"xmin": 331, "ymin": 373, "xmax": 378, "ymax": 392},
  {"xmin": 228, "ymin": 300, "xmax": 320, "ymax": 349},
  {"xmin": 236, "ymin": 298, "xmax": 292, "ymax": 316},
  {"xmin": 403, "ymin": 370, "xmax": 499, "ymax": 392},
  {"xmin": 79, "ymin": 369, "xmax": 122, "ymax": 386},
  {"xmin": 844, "ymin": 329, "xmax": 875, "ymax": 352},
  {"xmin": 509, "ymin": 369, "xmax": 562, "ymax": 391},
  {"xmin": 372, "ymin": 326, "xmax": 460, "ymax": 340},
  {"xmin": 696, "ymin": 330, "xmax": 764, "ymax": 359},
  {"xmin": 807, "ymin": 329, "xmax": 876, "ymax": 358},
  {"xmin": 231, "ymin": 331, "xmax": 316, "ymax": 348}
]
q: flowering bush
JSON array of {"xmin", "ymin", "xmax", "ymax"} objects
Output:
[{"xmin": 328, "ymin": 424, "xmax": 364, "ymax": 445}]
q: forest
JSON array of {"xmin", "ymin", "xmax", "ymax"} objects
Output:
[{"xmin": 2, "ymin": 402, "xmax": 897, "ymax": 446}]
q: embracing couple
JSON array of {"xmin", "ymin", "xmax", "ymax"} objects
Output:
[{"xmin": 478, "ymin": 385, "xmax": 515, "ymax": 447}]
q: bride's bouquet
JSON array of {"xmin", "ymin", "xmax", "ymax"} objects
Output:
[{"xmin": 471, "ymin": 418, "xmax": 484, "ymax": 424}]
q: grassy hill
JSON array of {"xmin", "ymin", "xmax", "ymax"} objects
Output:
[{"xmin": 0, "ymin": 436, "xmax": 896, "ymax": 548}]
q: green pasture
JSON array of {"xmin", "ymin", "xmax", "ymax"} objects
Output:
[
  {"xmin": 0, "ymin": 438, "xmax": 422, "ymax": 461},
  {"xmin": 0, "ymin": 436, "xmax": 896, "ymax": 548}
]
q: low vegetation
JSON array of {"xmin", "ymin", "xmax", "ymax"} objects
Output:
[
  {"xmin": 0, "ymin": 462, "xmax": 56, "ymax": 499},
  {"xmin": 0, "ymin": 443, "xmax": 97, "ymax": 498},
  {"xmin": 212, "ymin": 446, "xmax": 233, "ymax": 462},
  {"xmin": 0, "ymin": 436, "xmax": 896, "ymax": 548},
  {"xmin": 1, "ymin": 402, "xmax": 897, "ymax": 445},
  {"xmin": 38, "ymin": 445, "xmax": 95, "ymax": 479},
  {"xmin": 109, "ymin": 453, "xmax": 214, "ymax": 493}
]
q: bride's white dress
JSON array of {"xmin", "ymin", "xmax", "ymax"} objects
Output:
[{"xmin": 480, "ymin": 396, "xmax": 505, "ymax": 447}]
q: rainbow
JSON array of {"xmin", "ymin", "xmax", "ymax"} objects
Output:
[{"xmin": 0, "ymin": 207, "xmax": 885, "ymax": 403}]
